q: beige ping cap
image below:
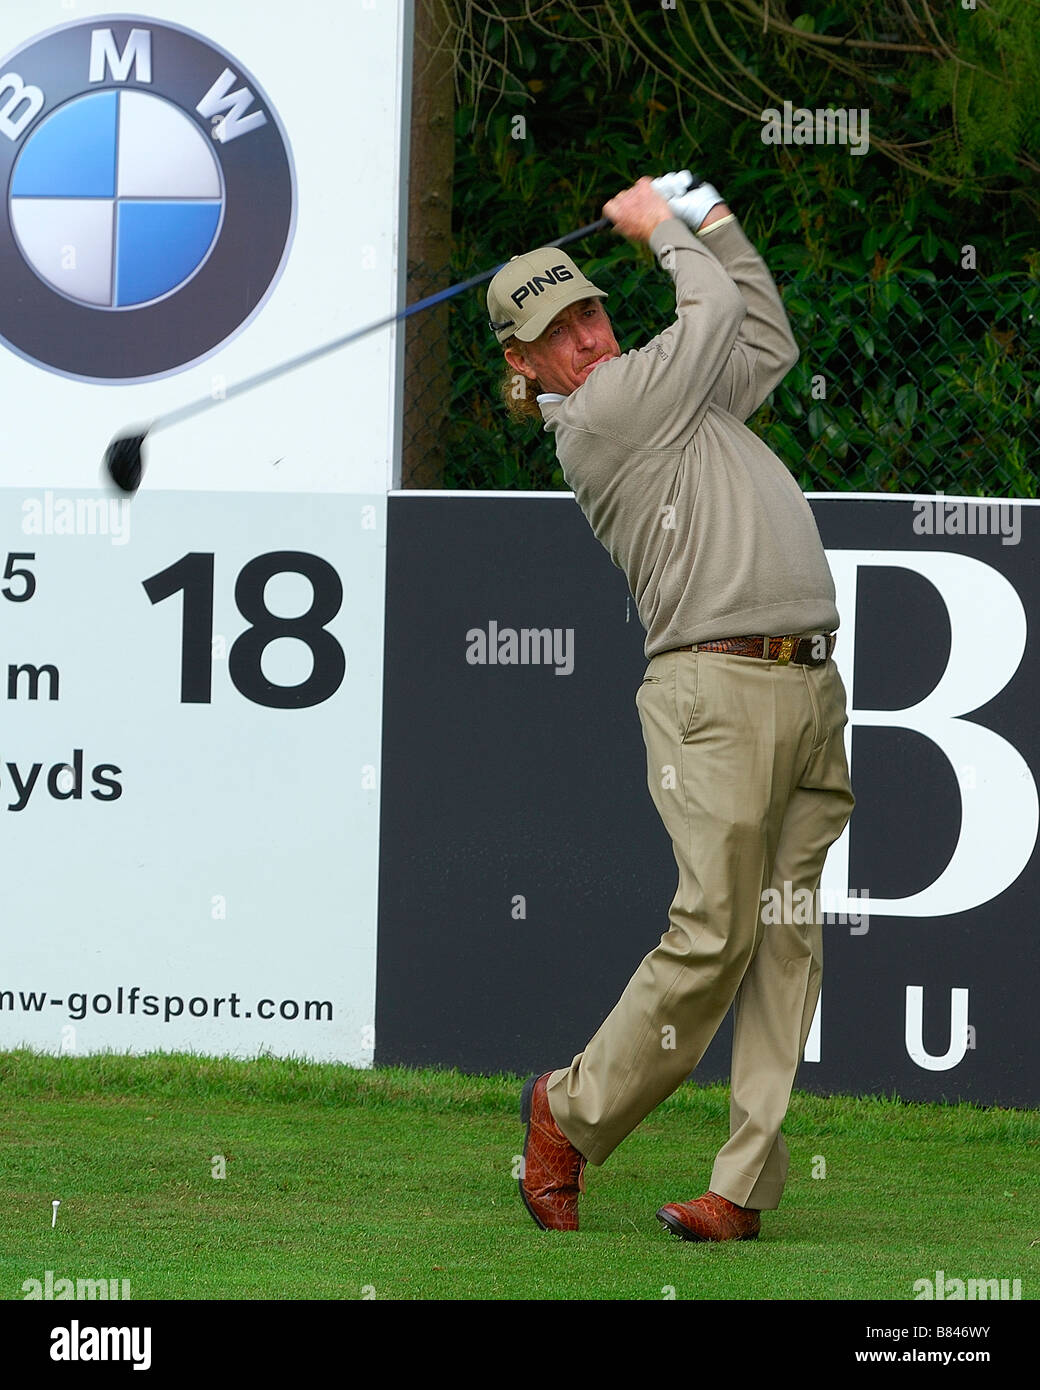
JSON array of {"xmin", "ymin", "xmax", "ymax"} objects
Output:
[{"xmin": 487, "ymin": 247, "xmax": 607, "ymax": 345}]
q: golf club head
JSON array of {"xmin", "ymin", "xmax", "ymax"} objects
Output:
[{"xmin": 104, "ymin": 431, "xmax": 148, "ymax": 494}]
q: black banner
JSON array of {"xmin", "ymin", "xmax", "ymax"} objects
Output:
[{"xmin": 377, "ymin": 495, "xmax": 1039, "ymax": 1107}]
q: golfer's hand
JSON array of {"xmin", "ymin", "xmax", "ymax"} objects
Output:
[{"xmin": 603, "ymin": 178, "xmax": 674, "ymax": 244}]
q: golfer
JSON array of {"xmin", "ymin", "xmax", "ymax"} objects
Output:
[{"xmin": 488, "ymin": 176, "xmax": 855, "ymax": 1241}]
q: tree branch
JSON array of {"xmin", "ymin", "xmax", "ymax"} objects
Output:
[{"xmin": 732, "ymin": 0, "xmax": 941, "ymax": 54}]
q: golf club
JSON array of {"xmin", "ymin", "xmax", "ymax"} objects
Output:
[{"xmin": 102, "ymin": 215, "xmax": 613, "ymax": 495}]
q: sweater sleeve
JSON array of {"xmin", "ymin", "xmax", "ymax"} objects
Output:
[
  {"xmin": 697, "ymin": 217, "xmax": 800, "ymax": 421},
  {"xmin": 560, "ymin": 217, "xmax": 747, "ymax": 451}
]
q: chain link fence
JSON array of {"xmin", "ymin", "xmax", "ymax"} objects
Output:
[{"xmin": 402, "ymin": 258, "xmax": 1039, "ymax": 497}]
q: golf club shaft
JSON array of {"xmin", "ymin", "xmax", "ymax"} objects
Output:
[{"xmin": 152, "ymin": 216, "xmax": 613, "ymax": 436}]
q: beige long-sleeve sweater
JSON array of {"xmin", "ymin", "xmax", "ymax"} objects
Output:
[{"xmin": 537, "ymin": 215, "xmax": 839, "ymax": 659}]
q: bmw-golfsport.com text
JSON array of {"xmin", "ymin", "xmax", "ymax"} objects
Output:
[{"xmin": 1, "ymin": 986, "xmax": 333, "ymax": 1024}]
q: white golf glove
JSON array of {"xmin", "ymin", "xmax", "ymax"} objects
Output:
[
  {"xmin": 652, "ymin": 169, "xmax": 726, "ymax": 232},
  {"xmin": 651, "ymin": 170, "xmax": 695, "ymax": 201}
]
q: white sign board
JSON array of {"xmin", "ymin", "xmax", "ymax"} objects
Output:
[{"xmin": 0, "ymin": 2, "xmax": 407, "ymax": 1061}]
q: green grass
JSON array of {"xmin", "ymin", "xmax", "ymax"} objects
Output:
[{"xmin": 1, "ymin": 1050, "xmax": 1037, "ymax": 1301}]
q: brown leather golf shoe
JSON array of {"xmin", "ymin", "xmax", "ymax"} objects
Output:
[
  {"xmin": 656, "ymin": 1191, "xmax": 761, "ymax": 1242},
  {"xmin": 519, "ymin": 1072, "xmax": 586, "ymax": 1231}
]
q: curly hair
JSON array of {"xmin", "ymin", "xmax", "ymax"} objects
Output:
[{"xmin": 499, "ymin": 338, "xmax": 545, "ymax": 424}]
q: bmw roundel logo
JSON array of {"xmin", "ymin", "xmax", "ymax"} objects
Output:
[{"xmin": 0, "ymin": 16, "xmax": 296, "ymax": 382}]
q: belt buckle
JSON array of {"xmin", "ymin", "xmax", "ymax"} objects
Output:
[{"xmin": 775, "ymin": 635, "xmax": 796, "ymax": 666}]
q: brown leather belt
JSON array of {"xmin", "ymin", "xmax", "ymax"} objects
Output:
[{"xmin": 673, "ymin": 633, "xmax": 836, "ymax": 666}]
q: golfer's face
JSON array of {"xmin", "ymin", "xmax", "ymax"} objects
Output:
[{"xmin": 513, "ymin": 298, "xmax": 620, "ymax": 396}]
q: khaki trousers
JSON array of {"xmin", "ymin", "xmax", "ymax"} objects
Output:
[{"xmin": 546, "ymin": 646, "xmax": 855, "ymax": 1210}]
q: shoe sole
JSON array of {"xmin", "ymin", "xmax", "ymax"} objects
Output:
[
  {"xmin": 656, "ymin": 1207, "xmax": 706, "ymax": 1241},
  {"xmin": 519, "ymin": 1073, "xmax": 550, "ymax": 1231},
  {"xmin": 655, "ymin": 1206, "xmax": 759, "ymax": 1242}
]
